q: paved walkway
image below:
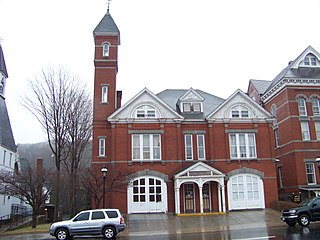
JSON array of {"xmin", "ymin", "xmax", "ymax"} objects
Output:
[
  {"xmin": 121, "ymin": 209, "xmax": 283, "ymax": 237},
  {"xmin": 0, "ymin": 209, "xmax": 284, "ymax": 239}
]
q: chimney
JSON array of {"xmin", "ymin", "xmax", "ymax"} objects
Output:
[
  {"xmin": 116, "ymin": 90, "xmax": 122, "ymax": 109},
  {"xmin": 36, "ymin": 157, "xmax": 43, "ymax": 177}
]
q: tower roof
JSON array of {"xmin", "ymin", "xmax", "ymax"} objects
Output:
[
  {"xmin": 93, "ymin": 12, "xmax": 120, "ymax": 39},
  {"xmin": 0, "ymin": 97, "xmax": 17, "ymax": 151},
  {"xmin": 0, "ymin": 44, "xmax": 8, "ymax": 78}
]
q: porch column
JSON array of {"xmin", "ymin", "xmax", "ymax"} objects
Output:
[
  {"xmin": 221, "ymin": 185, "xmax": 226, "ymax": 212},
  {"xmin": 199, "ymin": 186, "xmax": 204, "ymax": 213},
  {"xmin": 218, "ymin": 185, "xmax": 222, "ymax": 212},
  {"xmin": 175, "ymin": 187, "xmax": 180, "ymax": 214}
]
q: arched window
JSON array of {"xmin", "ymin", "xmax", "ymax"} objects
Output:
[
  {"xmin": 311, "ymin": 98, "xmax": 320, "ymax": 116},
  {"xmin": 135, "ymin": 105, "xmax": 158, "ymax": 118},
  {"xmin": 103, "ymin": 43, "xmax": 110, "ymax": 57},
  {"xmin": 297, "ymin": 97, "xmax": 307, "ymax": 116},
  {"xmin": 230, "ymin": 106, "xmax": 251, "ymax": 118}
]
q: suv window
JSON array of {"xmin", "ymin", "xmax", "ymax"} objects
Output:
[
  {"xmin": 106, "ymin": 210, "xmax": 118, "ymax": 218},
  {"xmin": 92, "ymin": 211, "xmax": 105, "ymax": 220},
  {"xmin": 74, "ymin": 212, "xmax": 89, "ymax": 221}
]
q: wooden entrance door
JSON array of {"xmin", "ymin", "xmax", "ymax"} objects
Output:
[
  {"xmin": 203, "ymin": 183, "xmax": 211, "ymax": 212},
  {"xmin": 184, "ymin": 184, "xmax": 194, "ymax": 213}
]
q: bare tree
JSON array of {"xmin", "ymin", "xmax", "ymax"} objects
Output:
[
  {"xmin": 0, "ymin": 167, "xmax": 52, "ymax": 228},
  {"xmin": 80, "ymin": 166, "xmax": 133, "ymax": 209},
  {"xmin": 63, "ymin": 88, "xmax": 92, "ymax": 215},
  {"xmin": 22, "ymin": 66, "xmax": 90, "ymax": 221}
]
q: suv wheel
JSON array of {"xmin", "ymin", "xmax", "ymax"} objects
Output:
[
  {"xmin": 298, "ymin": 214, "xmax": 310, "ymax": 226},
  {"xmin": 103, "ymin": 226, "xmax": 116, "ymax": 239},
  {"xmin": 55, "ymin": 228, "xmax": 70, "ymax": 240}
]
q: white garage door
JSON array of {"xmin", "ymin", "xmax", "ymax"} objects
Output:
[
  {"xmin": 227, "ymin": 174, "xmax": 265, "ymax": 210},
  {"xmin": 128, "ymin": 176, "xmax": 167, "ymax": 213}
]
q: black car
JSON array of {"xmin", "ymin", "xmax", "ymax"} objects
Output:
[{"xmin": 281, "ymin": 197, "xmax": 320, "ymax": 226}]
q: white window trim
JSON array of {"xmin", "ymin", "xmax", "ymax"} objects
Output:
[
  {"xmin": 297, "ymin": 98, "xmax": 307, "ymax": 116},
  {"xmin": 132, "ymin": 134, "xmax": 161, "ymax": 161},
  {"xmin": 229, "ymin": 133, "xmax": 257, "ymax": 159},
  {"xmin": 103, "ymin": 43, "xmax": 110, "ymax": 57},
  {"xmin": 135, "ymin": 105, "xmax": 157, "ymax": 118},
  {"xmin": 305, "ymin": 162, "xmax": 316, "ymax": 185},
  {"xmin": 185, "ymin": 134, "xmax": 193, "ymax": 160},
  {"xmin": 197, "ymin": 135, "xmax": 206, "ymax": 160},
  {"xmin": 230, "ymin": 106, "xmax": 251, "ymax": 118},
  {"xmin": 181, "ymin": 102, "xmax": 203, "ymax": 113},
  {"xmin": 300, "ymin": 121, "xmax": 310, "ymax": 141},
  {"xmin": 315, "ymin": 121, "xmax": 320, "ymax": 140},
  {"xmin": 99, "ymin": 138, "xmax": 106, "ymax": 157},
  {"xmin": 101, "ymin": 85, "xmax": 108, "ymax": 103},
  {"xmin": 312, "ymin": 98, "xmax": 320, "ymax": 116}
]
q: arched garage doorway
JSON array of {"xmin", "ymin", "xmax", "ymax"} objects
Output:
[
  {"xmin": 227, "ymin": 168, "xmax": 265, "ymax": 210},
  {"xmin": 127, "ymin": 171, "xmax": 168, "ymax": 213}
]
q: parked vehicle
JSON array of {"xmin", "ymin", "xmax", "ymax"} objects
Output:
[
  {"xmin": 281, "ymin": 197, "xmax": 320, "ymax": 226},
  {"xmin": 49, "ymin": 209, "xmax": 126, "ymax": 240}
]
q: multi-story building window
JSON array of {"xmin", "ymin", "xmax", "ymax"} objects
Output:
[
  {"xmin": 103, "ymin": 43, "xmax": 110, "ymax": 57},
  {"xmin": 185, "ymin": 134, "xmax": 193, "ymax": 160},
  {"xmin": 101, "ymin": 85, "xmax": 108, "ymax": 103},
  {"xmin": 315, "ymin": 122, "xmax": 320, "ymax": 140},
  {"xmin": 132, "ymin": 134, "xmax": 161, "ymax": 160},
  {"xmin": 297, "ymin": 98, "xmax": 307, "ymax": 116},
  {"xmin": 184, "ymin": 134, "xmax": 206, "ymax": 160},
  {"xmin": 229, "ymin": 133, "xmax": 256, "ymax": 159},
  {"xmin": 197, "ymin": 135, "xmax": 206, "ymax": 160},
  {"xmin": 312, "ymin": 98, "xmax": 320, "ymax": 116},
  {"xmin": 182, "ymin": 102, "xmax": 202, "ymax": 113},
  {"xmin": 135, "ymin": 105, "xmax": 156, "ymax": 118},
  {"xmin": 3, "ymin": 150, "xmax": 6, "ymax": 165},
  {"xmin": 305, "ymin": 162, "xmax": 316, "ymax": 185},
  {"xmin": 300, "ymin": 122, "xmax": 310, "ymax": 140},
  {"xmin": 99, "ymin": 138, "xmax": 106, "ymax": 157},
  {"xmin": 230, "ymin": 106, "xmax": 250, "ymax": 118}
]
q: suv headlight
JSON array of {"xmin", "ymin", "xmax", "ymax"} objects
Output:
[{"xmin": 288, "ymin": 209, "xmax": 297, "ymax": 214}]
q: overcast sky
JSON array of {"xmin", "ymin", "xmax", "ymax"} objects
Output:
[{"xmin": 1, "ymin": 0, "xmax": 320, "ymax": 144}]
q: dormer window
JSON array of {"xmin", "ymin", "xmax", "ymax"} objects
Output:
[
  {"xmin": 230, "ymin": 106, "xmax": 250, "ymax": 118},
  {"xmin": 135, "ymin": 105, "xmax": 157, "ymax": 118},
  {"xmin": 182, "ymin": 102, "xmax": 202, "ymax": 113},
  {"xmin": 103, "ymin": 43, "xmax": 110, "ymax": 57},
  {"xmin": 303, "ymin": 54, "xmax": 318, "ymax": 66}
]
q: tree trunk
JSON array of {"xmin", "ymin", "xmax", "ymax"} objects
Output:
[
  {"xmin": 32, "ymin": 208, "xmax": 37, "ymax": 228},
  {"xmin": 54, "ymin": 169, "xmax": 61, "ymax": 221}
]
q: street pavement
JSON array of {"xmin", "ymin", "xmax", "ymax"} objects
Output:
[{"xmin": 0, "ymin": 209, "xmax": 284, "ymax": 239}]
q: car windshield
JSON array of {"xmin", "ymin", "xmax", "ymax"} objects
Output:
[{"xmin": 300, "ymin": 198, "xmax": 313, "ymax": 206}]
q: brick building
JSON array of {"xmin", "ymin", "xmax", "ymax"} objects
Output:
[
  {"xmin": 248, "ymin": 46, "xmax": 320, "ymax": 201},
  {"xmin": 92, "ymin": 11, "xmax": 278, "ymax": 214}
]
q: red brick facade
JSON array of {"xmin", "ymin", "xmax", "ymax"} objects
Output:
[{"xmin": 92, "ymin": 12, "xmax": 279, "ymax": 214}]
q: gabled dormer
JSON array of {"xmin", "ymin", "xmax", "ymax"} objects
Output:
[
  {"xmin": 178, "ymin": 88, "xmax": 204, "ymax": 114},
  {"xmin": 207, "ymin": 89, "xmax": 273, "ymax": 123},
  {"xmin": 290, "ymin": 46, "xmax": 320, "ymax": 69},
  {"xmin": 108, "ymin": 88, "xmax": 183, "ymax": 123}
]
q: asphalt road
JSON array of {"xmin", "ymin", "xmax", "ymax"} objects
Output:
[{"xmin": 1, "ymin": 224, "xmax": 320, "ymax": 240}]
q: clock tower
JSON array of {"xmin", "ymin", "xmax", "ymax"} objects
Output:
[{"xmin": 92, "ymin": 11, "xmax": 121, "ymax": 169}]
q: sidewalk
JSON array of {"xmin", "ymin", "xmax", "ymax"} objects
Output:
[
  {"xmin": 0, "ymin": 209, "xmax": 284, "ymax": 239},
  {"xmin": 120, "ymin": 209, "xmax": 283, "ymax": 237}
]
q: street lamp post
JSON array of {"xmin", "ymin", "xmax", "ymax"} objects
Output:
[{"xmin": 101, "ymin": 167, "xmax": 108, "ymax": 208}]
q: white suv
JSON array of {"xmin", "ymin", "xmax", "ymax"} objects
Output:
[{"xmin": 49, "ymin": 209, "xmax": 126, "ymax": 240}]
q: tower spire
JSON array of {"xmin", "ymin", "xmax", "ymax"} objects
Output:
[{"xmin": 107, "ymin": 0, "xmax": 112, "ymax": 14}]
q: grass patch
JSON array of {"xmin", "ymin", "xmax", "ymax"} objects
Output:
[{"xmin": 0, "ymin": 223, "xmax": 50, "ymax": 236}]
